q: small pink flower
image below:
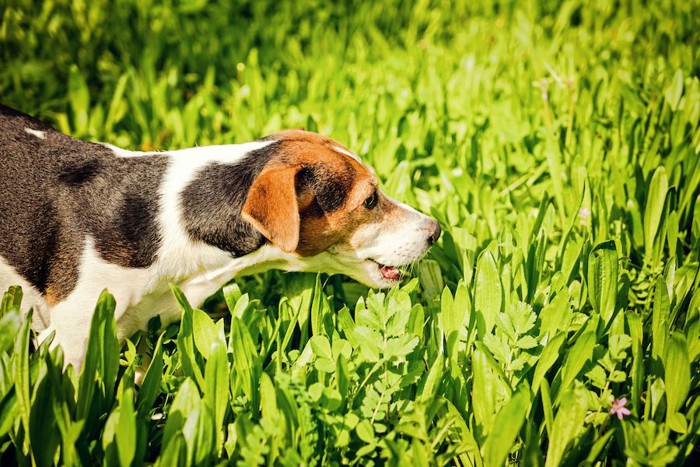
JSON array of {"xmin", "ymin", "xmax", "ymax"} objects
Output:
[{"xmin": 610, "ymin": 397, "xmax": 631, "ymax": 420}]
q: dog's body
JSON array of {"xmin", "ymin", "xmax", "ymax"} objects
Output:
[{"xmin": 0, "ymin": 105, "xmax": 440, "ymax": 370}]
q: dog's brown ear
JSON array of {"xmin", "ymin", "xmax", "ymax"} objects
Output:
[{"xmin": 242, "ymin": 165, "xmax": 300, "ymax": 253}]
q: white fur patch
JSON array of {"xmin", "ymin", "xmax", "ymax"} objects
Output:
[
  {"xmin": 333, "ymin": 194, "xmax": 437, "ymax": 287},
  {"xmin": 155, "ymin": 141, "xmax": 275, "ymax": 279},
  {"xmin": 24, "ymin": 128, "xmax": 46, "ymax": 139}
]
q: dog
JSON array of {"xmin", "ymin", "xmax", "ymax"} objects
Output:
[{"xmin": 0, "ymin": 104, "xmax": 441, "ymax": 370}]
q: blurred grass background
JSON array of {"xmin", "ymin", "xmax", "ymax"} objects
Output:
[{"xmin": 3, "ymin": 0, "xmax": 696, "ymax": 150}]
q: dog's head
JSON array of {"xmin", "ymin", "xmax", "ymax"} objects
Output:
[{"xmin": 241, "ymin": 130, "xmax": 440, "ymax": 288}]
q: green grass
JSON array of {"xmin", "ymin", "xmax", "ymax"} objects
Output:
[{"xmin": 1, "ymin": 0, "xmax": 699, "ymax": 464}]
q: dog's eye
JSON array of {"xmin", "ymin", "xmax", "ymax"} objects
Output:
[{"xmin": 363, "ymin": 191, "xmax": 378, "ymax": 209}]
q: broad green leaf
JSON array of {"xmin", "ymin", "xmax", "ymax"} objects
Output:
[
  {"xmin": 554, "ymin": 238, "xmax": 582, "ymax": 292},
  {"xmin": 231, "ymin": 293, "xmax": 252, "ymax": 321},
  {"xmin": 686, "ymin": 293, "xmax": 700, "ymax": 363},
  {"xmin": 438, "ymin": 285, "xmax": 453, "ymax": 357},
  {"xmin": 103, "ymin": 387, "xmax": 137, "ymax": 467},
  {"xmin": 259, "ymin": 371, "xmax": 277, "ymax": 422},
  {"xmin": 310, "ymin": 273, "xmax": 330, "ymax": 338},
  {"xmin": 12, "ymin": 308, "xmax": 31, "ymax": 458},
  {"xmin": 418, "ymin": 259, "xmax": 445, "ymax": 301},
  {"xmin": 664, "ymin": 69, "xmax": 684, "ymax": 111},
  {"xmin": 532, "ymin": 333, "xmax": 565, "ymax": 392},
  {"xmin": 664, "ymin": 332, "xmax": 690, "ymax": 418},
  {"xmin": 155, "ymin": 432, "xmax": 187, "ymax": 467},
  {"xmin": 560, "ymin": 331, "xmax": 596, "ymax": 394},
  {"xmin": 474, "ymin": 251, "xmax": 502, "ymax": 335},
  {"xmin": 182, "ymin": 404, "xmax": 215, "ymax": 466},
  {"xmin": 76, "ymin": 290, "xmax": 119, "ymax": 430},
  {"xmin": 104, "ymin": 72, "xmax": 129, "ymax": 134},
  {"xmin": 163, "ymin": 378, "xmax": 201, "ymax": 450},
  {"xmin": 136, "ymin": 333, "xmax": 165, "ymax": 416},
  {"xmin": 53, "ymin": 400, "xmax": 84, "ymax": 467},
  {"xmin": 644, "ymin": 167, "xmax": 668, "ymax": 258},
  {"xmin": 192, "ymin": 307, "xmax": 224, "ymax": 360},
  {"xmin": 407, "ymin": 303, "xmax": 425, "ymax": 338},
  {"xmin": 356, "ymin": 420, "xmax": 375, "ymax": 444},
  {"xmin": 545, "ymin": 384, "xmax": 589, "ymax": 467},
  {"xmin": 204, "ymin": 341, "xmax": 229, "ymax": 455},
  {"xmin": 337, "ymin": 306, "xmax": 359, "ymax": 347},
  {"xmin": 443, "ymin": 399, "xmax": 483, "ymax": 465},
  {"xmin": 587, "ymin": 240, "xmax": 618, "ymax": 324},
  {"xmin": 0, "ymin": 387, "xmax": 16, "ymax": 438},
  {"xmin": 651, "ymin": 276, "xmax": 670, "ymax": 366},
  {"xmin": 0, "ymin": 312, "xmax": 21, "ymax": 363},
  {"xmin": 336, "ymin": 354, "xmax": 350, "ymax": 401},
  {"xmin": 585, "ymin": 429, "xmax": 616, "ymax": 464},
  {"xmin": 1, "ymin": 285, "xmax": 23, "ymax": 317},
  {"xmin": 540, "ymin": 379, "xmax": 554, "ymax": 443},
  {"xmin": 472, "ymin": 347, "xmax": 499, "ymax": 439},
  {"xmin": 441, "ymin": 281, "xmax": 469, "ymax": 362},
  {"xmin": 230, "ymin": 317, "xmax": 261, "ymax": 414},
  {"xmin": 222, "ymin": 282, "xmax": 242, "ymax": 314},
  {"xmin": 668, "ymin": 412, "xmax": 688, "ymax": 434},
  {"xmin": 309, "ymin": 335, "xmax": 333, "ymax": 360},
  {"xmin": 666, "ymin": 210, "xmax": 679, "ymax": 257},
  {"xmin": 627, "ymin": 311, "xmax": 644, "ymax": 412},
  {"xmin": 353, "ymin": 326, "xmax": 381, "ymax": 362},
  {"xmin": 538, "ymin": 289, "xmax": 572, "ymax": 337},
  {"xmin": 418, "ymin": 353, "xmax": 444, "ymax": 403},
  {"xmin": 29, "ymin": 363, "xmax": 60, "ymax": 466},
  {"xmin": 173, "ymin": 285, "xmax": 205, "ymax": 389},
  {"xmin": 482, "ymin": 386, "xmax": 530, "ymax": 466},
  {"xmin": 283, "ymin": 273, "xmax": 315, "ymax": 339}
]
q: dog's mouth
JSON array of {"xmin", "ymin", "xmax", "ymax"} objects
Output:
[{"xmin": 368, "ymin": 259, "xmax": 404, "ymax": 282}]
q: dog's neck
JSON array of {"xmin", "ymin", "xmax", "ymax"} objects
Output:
[{"xmin": 125, "ymin": 141, "xmax": 282, "ymax": 279}]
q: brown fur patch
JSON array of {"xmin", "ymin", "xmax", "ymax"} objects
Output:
[
  {"xmin": 277, "ymin": 132, "xmax": 380, "ymax": 256},
  {"xmin": 241, "ymin": 130, "xmax": 384, "ymax": 257},
  {"xmin": 242, "ymin": 165, "xmax": 302, "ymax": 253},
  {"xmin": 44, "ymin": 287, "xmax": 61, "ymax": 306}
]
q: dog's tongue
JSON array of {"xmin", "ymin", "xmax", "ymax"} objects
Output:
[{"xmin": 380, "ymin": 265, "xmax": 401, "ymax": 281}]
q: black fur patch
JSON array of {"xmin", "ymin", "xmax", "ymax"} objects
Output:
[
  {"xmin": 180, "ymin": 142, "xmax": 281, "ymax": 256},
  {"xmin": 58, "ymin": 159, "xmax": 103, "ymax": 185},
  {"xmin": 82, "ymin": 153, "xmax": 169, "ymax": 268},
  {"xmin": 305, "ymin": 161, "xmax": 355, "ymax": 213},
  {"xmin": 0, "ymin": 105, "xmax": 168, "ymax": 300}
]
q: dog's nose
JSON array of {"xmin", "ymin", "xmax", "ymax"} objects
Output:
[{"xmin": 428, "ymin": 220, "xmax": 441, "ymax": 245}]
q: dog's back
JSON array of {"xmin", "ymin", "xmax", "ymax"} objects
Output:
[{"xmin": 0, "ymin": 106, "xmax": 169, "ymax": 325}]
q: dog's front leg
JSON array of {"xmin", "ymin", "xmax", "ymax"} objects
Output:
[{"xmin": 40, "ymin": 287, "xmax": 132, "ymax": 371}]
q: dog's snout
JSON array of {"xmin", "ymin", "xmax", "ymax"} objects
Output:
[{"xmin": 428, "ymin": 220, "xmax": 441, "ymax": 245}]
